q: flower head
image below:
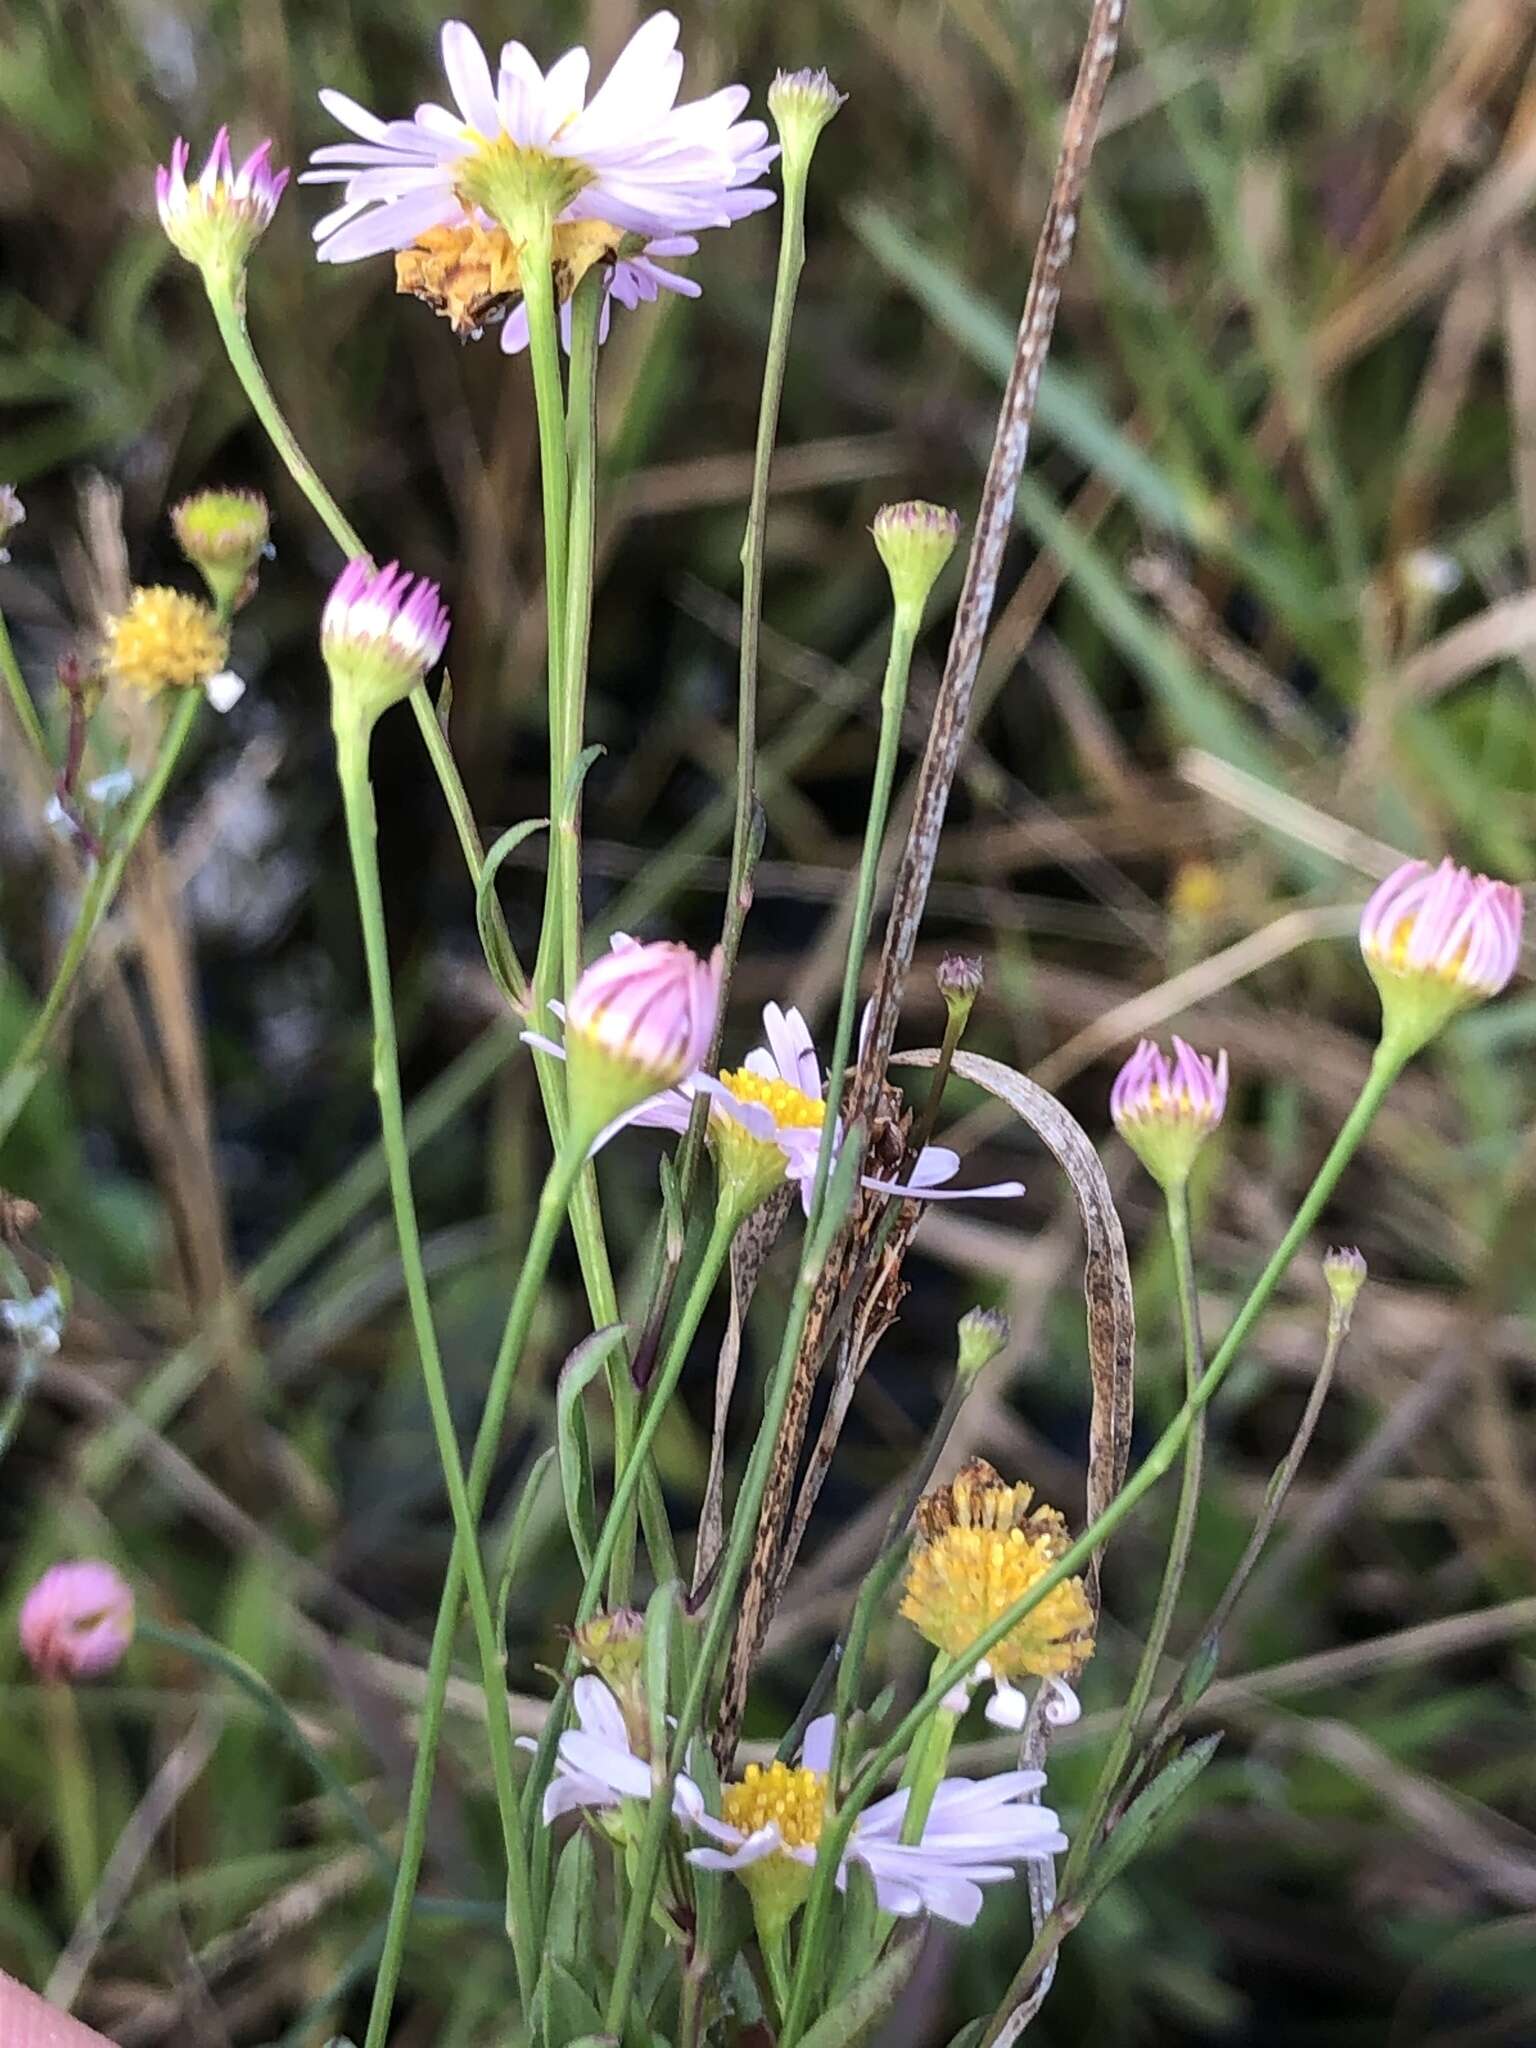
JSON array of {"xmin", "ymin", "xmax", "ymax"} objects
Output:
[
  {"xmin": 872, "ymin": 500, "xmax": 960, "ymax": 616},
  {"xmin": 1110, "ymin": 1035, "xmax": 1228, "ymax": 1191},
  {"xmin": 304, "ymin": 15, "xmax": 775, "ymax": 346},
  {"xmin": 0, "ymin": 485, "xmax": 24, "ymax": 560},
  {"xmin": 321, "ymin": 558, "xmax": 450, "ymax": 731},
  {"xmin": 956, "ymin": 1305, "xmax": 1009, "ymax": 1381},
  {"xmin": 901, "ymin": 1460, "xmax": 1095, "ymax": 1729},
  {"xmin": 569, "ymin": 1606, "xmax": 648, "ymax": 1748},
  {"xmin": 105, "ymin": 586, "xmax": 231, "ymax": 699},
  {"xmin": 688, "ymin": 1711, "xmax": 1064, "ymax": 1933},
  {"xmin": 767, "ymin": 67, "xmax": 846, "ymax": 167},
  {"xmin": 1359, "ymin": 857, "xmax": 1523, "ymax": 1056},
  {"xmin": 156, "ymin": 129, "xmax": 289, "ymax": 282},
  {"xmin": 537, "ymin": 1675, "xmax": 700, "ymax": 1829},
  {"xmin": 533, "ymin": 933, "xmax": 721, "ymax": 1141},
  {"xmin": 172, "ymin": 488, "xmax": 271, "ymax": 613},
  {"xmin": 610, "ymin": 1000, "xmax": 1025, "ymax": 1221},
  {"xmin": 20, "ymin": 1562, "xmax": 134, "ymax": 1682}
]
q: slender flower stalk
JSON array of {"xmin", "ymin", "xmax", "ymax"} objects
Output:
[
  {"xmin": 0, "ymin": 689, "xmax": 202, "ymax": 1147},
  {"xmin": 777, "ymin": 1045, "xmax": 1410, "ymax": 2046}
]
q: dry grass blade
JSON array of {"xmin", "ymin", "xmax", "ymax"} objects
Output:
[{"xmin": 894, "ymin": 1047, "xmax": 1135, "ymax": 1593}]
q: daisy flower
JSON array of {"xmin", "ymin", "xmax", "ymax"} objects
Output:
[
  {"xmin": 687, "ymin": 1712, "xmax": 1066, "ymax": 1928},
  {"xmin": 303, "ymin": 14, "xmax": 775, "ymax": 346},
  {"xmin": 536, "ymin": 1674, "xmax": 703, "ymax": 1827},
  {"xmin": 1359, "ymin": 856, "xmax": 1523, "ymax": 1055}
]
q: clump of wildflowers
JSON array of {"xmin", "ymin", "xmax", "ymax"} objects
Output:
[
  {"xmin": 1359, "ymin": 857, "xmax": 1523, "ymax": 1058},
  {"xmin": 1110, "ymin": 1035, "xmax": 1229, "ymax": 1192},
  {"xmin": 902, "ymin": 1460, "xmax": 1095, "ymax": 1729},
  {"xmin": 156, "ymin": 129, "xmax": 289, "ymax": 284},
  {"xmin": 20, "ymin": 1562, "xmax": 135, "ymax": 1682}
]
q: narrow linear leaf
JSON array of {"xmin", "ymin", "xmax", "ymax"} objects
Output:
[
  {"xmin": 1079, "ymin": 1732, "xmax": 1223, "ymax": 1908},
  {"xmin": 794, "ymin": 1927, "xmax": 926, "ymax": 2048},
  {"xmin": 475, "ymin": 817, "xmax": 549, "ymax": 1008},
  {"xmin": 557, "ymin": 1324, "xmax": 628, "ymax": 1574}
]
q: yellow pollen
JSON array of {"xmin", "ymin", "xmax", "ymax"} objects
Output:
[
  {"xmin": 105, "ymin": 587, "xmax": 227, "ymax": 696},
  {"xmin": 717, "ymin": 1069, "xmax": 825, "ymax": 1132},
  {"xmin": 902, "ymin": 1460, "xmax": 1095, "ymax": 1681},
  {"xmin": 1383, "ymin": 915, "xmax": 1468, "ymax": 983},
  {"xmin": 721, "ymin": 1762, "xmax": 827, "ymax": 1851}
]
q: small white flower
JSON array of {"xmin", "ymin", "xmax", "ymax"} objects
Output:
[
  {"xmin": 203, "ymin": 669, "xmax": 246, "ymax": 713},
  {"xmin": 686, "ymin": 1714, "xmax": 1066, "ymax": 1927},
  {"xmin": 533, "ymin": 1675, "xmax": 703, "ymax": 1827}
]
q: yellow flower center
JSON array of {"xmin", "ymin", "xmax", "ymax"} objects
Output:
[
  {"xmin": 721, "ymin": 1762, "xmax": 827, "ymax": 1852},
  {"xmin": 1382, "ymin": 915, "xmax": 1468, "ymax": 984},
  {"xmin": 901, "ymin": 1461, "xmax": 1095, "ymax": 1682},
  {"xmin": 105, "ymin": 587, "xmax": 227, "ymax": 695},
  {"xmin": 717, "ymin": 1069, "xmax": 825, "ymax": 1132}
]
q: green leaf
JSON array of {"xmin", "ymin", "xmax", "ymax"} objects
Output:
[
  {"xmin": 538, "ymin": 1960, "xmax": 607, "ymax": 2043},
  {"xmin": 794, "ymin": 1928, "xmax": 925, "ymax": 2048},
  {"xmin": 827, "ymin": 1858, "xmax": 880, "ymax": 2004},
  {"xmin": 1080, "ymin": 1733, "xmax": 1223, "ymax": 1908},
  {"xmin": 643, "ymin": 1578, "xmax": 680, "ymax": 1761},
  {"xmin": 494, "ymin": 1445, "xmax": 557, "ymax": 1660},
  {"xmin": 547, "ymin": 1827, "xmax": 595, "ymax": 1973},
  {"xmin": 943, "ymin": 2024, "xmax": 988, "ymax": 2048},
  {"xmin": 557, "ymin": 1324, "xmax": 628, "ymax": 1574},
  {"xmin": 475, "ymin": 817, "xmax": 548, "ymax": 1007}
]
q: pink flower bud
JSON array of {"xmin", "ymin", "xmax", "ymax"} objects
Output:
[
  {"xmin": 1359, "ymin": 858, "xmax": 1523, "ymax": 1055},
  {"xmin": 20, "ymin": 1562, "xmax": 135, "ymax": 1683},
  {"xmin": 321, "ymin": 559, "xmax": 451, "ymax": 728},
  {"xmin": 156, "ymin": 128, "xmax": 289, "ymax": 279},
  {"xmin": 1110, "ymin": 1036, "xmax": 1228, "ymax": 1190},
  {"xmin": 563, "ymin": 937, "xmax": 721, "ymax": 1135}
]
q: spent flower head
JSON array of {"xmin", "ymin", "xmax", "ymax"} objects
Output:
[
  {"xmin": 20, "ymin": 1562, "xmax": 135, "ymax": 1683},
  {"xmin": 1323, "ymin": 1246, "xmax": 1367, "ymax": 1333},
  {"xmin": 321, "ymin": 558, "xmax": 450, "ymax": 732},
  {"xmin": 105, "ymin": 587, "xmax": 231, "ymax": 699},
  {"xmin": 1359, "ymin": 858, "xmax": 1523, "ymax": 1058},
  {"xmin": 0, "ymin": 485, "xmax": 24, "ymax": 559},
  {"xmin": 1110, "ymin": 1035, "xmax": 1228, "ymax": 1192},
  {"xmin": 172, "ymin": 489, "xmax": 271, "ymax": 614},
  {"xmin": 156, "ymin": 129, "xmax": 289, "ymax": 284},
  {"xmin": 768, "ymin": 67, "xmax": 846, "ymax": 166},
  {"xmin": 872, "ymin": 500, "xmax": 960, "ymax": 617},
  {"xmin": 902, "ymin": 1460, "xmax": 1094, "ymax": 1729}
]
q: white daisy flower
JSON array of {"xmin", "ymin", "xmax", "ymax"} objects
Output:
[
  {"xmin": 302, "ymin": 14, "xmax": 775, "ymax": 344},
  {"xmin": 687, "ymin": 1713, "xmax": 1067, "ymax": 1927},
  {"xmin": 535, "ymin": 1674, "xmax": 705, "ymax": 1827}
]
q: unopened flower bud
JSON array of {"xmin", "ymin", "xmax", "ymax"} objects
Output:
[
  {"xmin": 156, "ymin": 129, "xmax": 289, "ymax": 286},
  {"xmin": 172, "ymin": 488, "xmax": 270, "ymax": 613},
  {"xmin": 1110, "ymin": 1036, "xmax": 1228, "ymax": 1192},
  {"xmin": 872, "ymin": 500, "xmax": 960, "ymax": 618},
  {"xmin": 321, "ymin": 558, "xmax": 449, "ymax": 734},
  {"xmin": 937, "ymin": 953, "xmax": 984, "ymax": 1032},
  {"xmin": 956, "ymin": 1305, "xmax": 1009, "ymax": 1380},
  {"xmin": 768, "ymin": 68, "xmax": 846, "ymax": 167},
  {"xmin": 20, "ymin": 1562, "xmax": 134, "ymax": 1682},
  {"xmin": 559, "ymin": 936, "xmax": 721, "ymax": 1141},
  {"xmin": 0, "ymin": 484, "xmax": 25, "ymax": 560},
  {"xmin": 1323, "ymin": 1246, "xmax": 1366, "ymax": 1333},
  {"xmin": 570, "ymin": 1607, "xmax": 649, "ymax": 1752},
  {"xmin": 1359, "ymin": 858, "xmax": 1523, "ymax": 1059}
]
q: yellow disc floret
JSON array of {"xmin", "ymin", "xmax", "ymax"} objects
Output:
[
  {"xmin": 721, "ymin": 1761, "xmax": 828, "ymax": 1852},
  {"xmin": 901, "ymin": 1459, "xmax": 1095, "ymax": 1681},
  {"xmin": 105, "ymin": 587, "xmax": 228, "ymax": 696},
  {"xmin": 707, "ymin": 1068, "xmax": 824, "ymax": 1219},
  {"xmin": 717, "ymin": 1070, "xmax": 825, "ymax": 1132}
]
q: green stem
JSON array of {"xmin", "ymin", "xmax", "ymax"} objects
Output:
[
  {"xmin": 206, "ymin": 279, "xmax": 364, "ymax": 559},
  {"xmin": 0, "ymin": 688, "xmax": 202, "ymax": 1148},
  {"xmin": 777, "ymin": 1044, "xmax": 1407, "ymax": 2046},
  {"xmin": 334, "ymin": 716, "xmax": 535, "ymax": 2020},
  {"xmin": 0, "ymin": 606, "xmax": 50, "ymax": 765},
  {"xmin": 1059, "ymin": 1181, "xmax": 1207, "ymax": 1898},
  {"xmin": 560, "ymin": 273, "xmax": 602, "ymax": 997},
  {"xmin": 361, "ymin": 1136, "xmax": 586, "ymax": 2048},
  {"xmin": 137, "ymin": 1617, "xmax": 392, "ymax": 1880}
]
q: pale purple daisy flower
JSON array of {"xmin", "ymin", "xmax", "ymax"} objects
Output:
[
  {"xmin": 156, "ymin": 128, "xmax": 289, "ymax": 275},
  {"xmin": 1358, "ymin": 857, "xmax": 1523, "ymax": 1055},
  {"xmin": 687, "ymin": 1712, "xmax": 1066, "ymax": 1927},
  {"xmin": 1109, "ymin": 1035, "xmax": 1228, "ymax": 1192},
  {"xmin": 303, "ymin": 14, "xmax": 775, "ymax": 345},
  {"xmin": 533, "ymin": 1675, "xmax": 705, "ymax": 1826}
]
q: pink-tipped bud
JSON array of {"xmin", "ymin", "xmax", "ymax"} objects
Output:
[
  {"xmin": 1359, "ymin": 858, "xmax": 1523, "ymax": 1057},
  {"xmin": 156, "ymin": 128, "xmax": 289, "ymax": 281},
  {"xmin": 1110, "ymin": 1036, "xmax": 1229, "ymax": 1191},
  {"xmin": 563, "ymin": 936, "xmax": 721, "ymax": 1138},
  {"xmin": 321, "ymin": 558, "xmax": 450, "ymax": 731},
  {"xmin": 20, "ymin": 1562, "xmax": 135, "ymax": 1683}
]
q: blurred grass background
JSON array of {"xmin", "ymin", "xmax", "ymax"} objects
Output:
[{"xmin": 3, "ymin": 0, "xmax": 1536, "ymax": 2040}]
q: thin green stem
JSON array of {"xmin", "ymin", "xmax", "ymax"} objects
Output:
[
  {"xmin": 137, "ymin": 1618, "xmax": 392, "ymax": 1880},
  {"xmin": 561, "ymin": 272, "xmax": 602, "ymax": 999},
  {"xmin": 334, "ymin": 716, "xmax": 535, "ymax": 2020},
  {"xmin": 778, "ymin": 1046, "xmax": 1407, "ymax": 2045},
  {"xmin": 205, "ymin": 280, "xmax": 364, "ymax": 559},
  {"xmin": 0, "ymin": 606, "xmax": 50, "ymax": 765},
  {"xmin": 0, "ymin": 687, "xmax": 202, "ymax": 1147},
  {"xmin": 1059, "ymin": 1181, "xmax": 1207, "ymax": 1898}
]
